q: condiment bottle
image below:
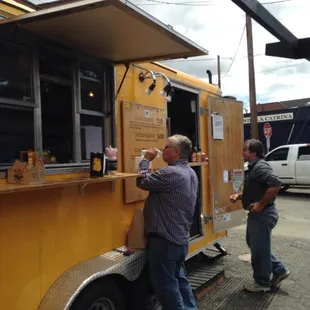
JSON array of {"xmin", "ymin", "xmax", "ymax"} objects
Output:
[{"xmin": 197, "ymin": 148, "xmax": 202, "ymax": 162}]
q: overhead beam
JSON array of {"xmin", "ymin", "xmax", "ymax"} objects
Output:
[
  {"xmin": 231, "ymin": 0, "xmax": 298, "ymax": 46},
  {"xmin": 266, "ymin": 38, "xmax": 310, "ymax": 60}
]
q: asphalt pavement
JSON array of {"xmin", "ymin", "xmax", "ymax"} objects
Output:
[{"xmin": 199, "ymin": 187, "xmax": 310, "ymax": 310}]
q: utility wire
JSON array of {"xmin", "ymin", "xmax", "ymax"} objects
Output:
[
  {"xmin": 222, "ymin": 23, "xmax": 246, "ymax": 80},
  {"xmin": 194, "ymin": 61, "xmax": 309, "ymax": 78}
]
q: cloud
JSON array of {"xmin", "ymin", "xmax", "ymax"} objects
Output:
[
  {"xmin": 27, "ymin": 0, "xmax": 310, "ymax": 106},
  {"xmin": 132, "ymin": 0, "xmax": 310, "ymax": 105}
]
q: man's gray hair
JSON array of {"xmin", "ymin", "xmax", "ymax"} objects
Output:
[{"xmin": 168, "ymin": 134, "xmax": 192, "ymax": 160}]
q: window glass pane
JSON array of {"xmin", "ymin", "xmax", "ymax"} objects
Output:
[
  {"xmin": 80, "ymin": 67, "xmax": 104, "ymax": 112},
  {"xmin": 0, "ymin": 104, "xmax": 34, "ymax": 166},
  {"xmin": 265, "ymin": 148, "xmax": 289, "ymax": 161},
  {"xmin": 0, "ymin": 44, "xmax": 33, "ymax": 102},
  {"xmin": 41, "ymin": 82, "xmax": 73, "ymax": 164},
  {"xmin": 39, "ymin": 50, "xmax": 71, "ymax": 80},
  {"xmin": 298, "ymin": 146, "xmax": 310, "ymax": 159},
  {"xmin": 80, "ymin": 114, "xmax": 104, "ymax": 160}
]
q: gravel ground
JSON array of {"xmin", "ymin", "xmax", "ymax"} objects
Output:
[{"xmin": 199, "ymin": 188, "xmax": 310, "ymax": 310}]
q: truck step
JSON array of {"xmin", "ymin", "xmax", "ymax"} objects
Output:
[{"xmin": 186, "ymin": 259, "xmax": 225, "ymax": 300}]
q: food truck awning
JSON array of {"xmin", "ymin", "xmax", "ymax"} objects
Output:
[{"xmin": 0, "ymin": 0, "xmax": 209, "ymax": 63}]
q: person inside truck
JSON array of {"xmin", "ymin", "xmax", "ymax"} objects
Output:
[
  {"xmin": 230, "ymin": 139, "xmax": 290, "ymax": 292},
  {"xmin": 136, "ymin": 134, "xmax": 198, "ymax": 310}
]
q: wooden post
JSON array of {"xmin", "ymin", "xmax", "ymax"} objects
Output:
[
  {"xmin": 246, "ymin": 14, "xmax": 258, "ymax": 139},
  {"xmin": 217, "ymin": 55, "xmax": 221, "ymax": 89}
]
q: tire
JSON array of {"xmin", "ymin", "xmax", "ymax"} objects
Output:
[
  {"xmin": 70, "ymin": 278, "xmax": 125, "ymax": 310},
  {"xmin": 124, "ymin": 265, "xmax": 162, "ymax": 310}
]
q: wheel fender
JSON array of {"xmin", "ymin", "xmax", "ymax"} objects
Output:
[{"xmin": 38, "ymin": 247, "xmax": 146, "ymax": 310}]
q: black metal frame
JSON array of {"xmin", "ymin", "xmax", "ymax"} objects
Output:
[{"xmin": 231, "ymin": 0, "xmax": 310, "ymax": 61}]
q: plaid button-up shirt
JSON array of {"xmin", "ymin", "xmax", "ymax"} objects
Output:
[{"xmin": 137, "ymin": 159, "xmax": 198, "ymax": 245}]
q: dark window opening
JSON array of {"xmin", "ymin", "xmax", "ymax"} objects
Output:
[
  {"xmin": 265, "ymin": 148, "xmax": 289, "ymax": 161},
  {"xmin": 39, "ymin": 50, "xmax": 71, "ymax": 80},
  {"xmin": 167, "ymin": 87, "xmax": 202, "ymax": 239},
  {"xmin": 298, "ymin": 146, "xmax": 310, "ymax": 160},
  {"xmin": 41, "ymin": 81, "xmax": 73, "ymax": 164},
  {"xmin": 167, "ymin": 88, "xmax": 199, "ymax": 149},
  {"xmin": 0, "ymin": 44, "xmax": 33, "ymax": 102},
  {"xmin": 0, "ymin": 104, "xmax": 34, "ymax": 165},
  {"xmin": 80, "ymin": 66, "xmax": 104, "ymax": 112},
  {"xmin": 80, "ymin": 114, "xmax": 104, "ymax": 161}
]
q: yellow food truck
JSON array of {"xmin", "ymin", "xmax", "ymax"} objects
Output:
[{"xmin": 0, "ymin": 1, "xmax": 245, "ymax": 309}]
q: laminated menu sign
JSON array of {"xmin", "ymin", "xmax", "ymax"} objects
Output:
[
  {"xmin": 122, "ymin": 101, "xmax": 167, "ymax": 203},
  {"xmin": 233, "ymin": 169, "xmax": 243, "ymax": 194}
]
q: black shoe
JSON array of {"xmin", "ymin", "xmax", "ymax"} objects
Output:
[{"xmin": 271, "ymin": 270, "xmax": 291, "ymax": 287}]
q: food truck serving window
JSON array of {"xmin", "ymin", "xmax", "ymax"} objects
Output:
[
  {"xmin": 0, "ymin": 44, "xmax": 34, "ymax": 167},
  {"xmin": 0, "ymin": 41, "xmax": 110, "ymax": 171}
]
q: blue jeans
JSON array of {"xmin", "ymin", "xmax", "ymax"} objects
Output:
[
  {"xmin": 246, "ymin": 206, "xmax": 287, "ymax": 286},
  {"xmin": 147, "ymin": 235, "xmax": 197, "ymax": 310}
]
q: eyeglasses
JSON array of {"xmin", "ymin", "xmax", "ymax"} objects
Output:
[{"xmin": 164, "ymin": 145, "xmax": 178, "ymax": 151}]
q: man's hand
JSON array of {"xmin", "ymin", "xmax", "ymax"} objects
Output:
[
  {"xmin": 230, "ymin": 193, "xmax": 240, "ymax": 203},
  {"xmin": 144, "ymin": 148, "xmax": 157, "ymax": 162},
  {"xmin": 250, "ymin": 202, "xmax": 264, "ymax": 213}
]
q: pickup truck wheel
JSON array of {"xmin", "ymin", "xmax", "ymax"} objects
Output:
[{"xmin": 70, "ymin": 278, "xmax": 125, "ymax": 310}]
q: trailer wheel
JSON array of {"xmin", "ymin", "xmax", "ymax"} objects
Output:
[{"xmin": 70, "ymin": 278, "xmax": 125, "ymax": 310}]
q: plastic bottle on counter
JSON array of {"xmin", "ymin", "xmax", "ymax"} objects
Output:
[{"xmin": 197, "ymin": 147, "xmax": 202, "ymax": 162}]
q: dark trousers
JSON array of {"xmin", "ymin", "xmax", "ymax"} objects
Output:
[
  {"xmin": 147, "ymin": 235, "xmax": 197, "ymax": 310},
  {"xmin": 246, "ymin": 206, "xmax": 287, "ymax": 286}
]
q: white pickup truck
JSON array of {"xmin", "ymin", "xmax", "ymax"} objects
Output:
[{"xmin": 244, "ymin": 144, "xmax": 310, "ymax": 190}]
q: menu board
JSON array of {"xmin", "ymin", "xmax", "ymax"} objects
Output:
[{"xmin": 121, "ymin": 101, "xmax": 167, "ymax": 203}]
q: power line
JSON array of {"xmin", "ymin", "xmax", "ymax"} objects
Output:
[
  {"xmin": 194, "ymin": 61, "xmax": 309, "ymax": 78},
  {"xmin": 256, "ymin": 61, "xmax": 309, "ymax": 73},
  {"xmin": 222, "ymin": 23, "xmax": 246, "ymax": 80}
]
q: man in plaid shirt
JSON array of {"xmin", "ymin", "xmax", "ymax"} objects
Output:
[{"xmin": 137, "ymin": 134, "xmax": 198, "ymax": 310}]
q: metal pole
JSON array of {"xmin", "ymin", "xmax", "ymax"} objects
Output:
[
  {"xmin": 246, "ymin": 14, "xmax": 258, "ymax": 139},
  {"xmin": 217, "ymin": 55, "xmax": 221, "ymax": 89}
]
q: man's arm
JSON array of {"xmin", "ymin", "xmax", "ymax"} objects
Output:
[{"xmin": 136, "ymin": 159, "xmax": 171, "ymax": 192}]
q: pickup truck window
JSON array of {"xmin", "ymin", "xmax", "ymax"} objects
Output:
[
  {"xmin": 298, "ymin": 146, "xmax": 310, "ymax": 160},
  {"xmin": 265, "ymin": 147, "xmax": 289, "ymax": 161}
]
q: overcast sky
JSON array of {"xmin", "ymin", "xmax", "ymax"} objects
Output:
[{"xmin": 29, "ymin": 0, "xmax": 310, "ymax": 109}]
